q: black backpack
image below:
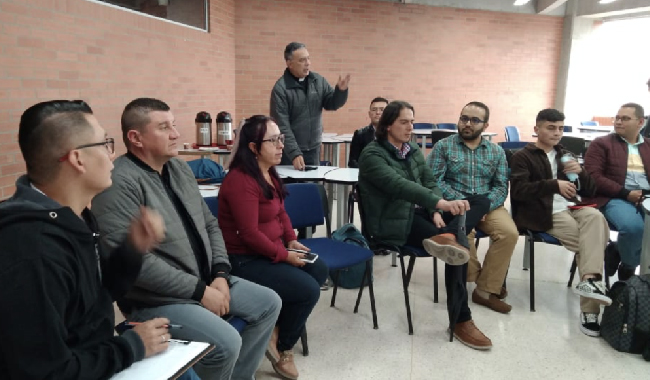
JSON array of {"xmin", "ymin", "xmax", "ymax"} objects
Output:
[
  {"xmin": 330, "ymin": 223, "xmax": 373, "ymax": 289},
  {"xmin": 601, "ymin": 274, "xmax": 650, "ymax": 357}
]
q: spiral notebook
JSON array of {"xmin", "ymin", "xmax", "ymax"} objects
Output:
[{"xmin": 110, "ymin": 340, "xmax": 213, "ymax": 380}]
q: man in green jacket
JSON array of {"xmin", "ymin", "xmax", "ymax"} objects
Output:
[
  {"xmin": 358, "ymin": 100, "xmax": 493, "ymax": 350},
  {"xmin": 270, "ymin": 42, "xmax": 350, "ymax": 170}
]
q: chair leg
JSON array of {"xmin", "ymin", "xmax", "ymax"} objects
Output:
[
  {"xmin": 347, "ymin": 192, "xmax": 355, "ymax": 224},
  {"xmin": 365, "ymin": 260, "xmax": 379, "ymax": 329},
  {"xmin": 399, "ymin": 253, "xmax": 415, "ymax": 335},
  {"xmin": 523, "ymin": 236, "xmax": 531, "ymax": 270},
  {"xmin": 330, "ymin": 270, "xmax": 340, "ymax": 307},
  {"xmin": 567, "ymin": 254, "xmax": 577, "ymax": 288},
  {"xmin": 433, "ymin": 258, "xmax": 439, "ymax": 303},
  {"xmin": 528, "ymin": 234, "xmax": 536, "ymax": 312},
  {"xmin": 354, "ymin": 261, "xmax": 369, "ymax": 313},
  {"xmin": 300, "ymin": 327, "xmax": 309, "ymax": 356},
  {"xmin": 391, "ymin": 250, "xmax": 397, "ymax": 267}
]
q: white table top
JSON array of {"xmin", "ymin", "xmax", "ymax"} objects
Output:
[
  {"xmin": 322, "ymin": 137, "xmax": 344, "ymax": 144},
  {"xmin": 334, "ymin": 135, "xmax": 353, "ymax": 142},
  {"xmin": 412, "ymin": 129, "xmax": 497, "ymax": 137},
  {"xmin": 576, "ymin": 125, "xmax": 614, "ymax": 133},
  {"xmin": 199, "ymin": 184, "xmax": 220, "ymax": 198},
  {"xmin": 562, "ymin": 131, "xmax": 609, "ymax": 141},
  {"xmin": 324, "ymin": 168, "xmax": 359, "ymax": 184},
  {"xmin": 276, "ymin": 165, "xmax": 338, "ymax": 180},
  {"xmin": 322, "ymin": 132, "xmax": 338, "ymax": 137},
  {"xmin": 642, "ymin": 198, "xmax": 650, "ymax": 214},
  {"xmin": 178, "ymin": 148, "xmax": 231, "ymax": 155}
]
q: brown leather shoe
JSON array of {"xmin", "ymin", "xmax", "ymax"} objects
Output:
[
  {"xmin": 272, "ymin": 350, "xmax": 299, "ymax": 379},
  {"xmin": 453, "ymin": 320, "xmax": 492, "ymax": 350},
  {"xmin": 422, "ymin": 233, "xmax": 470, "ymax": 266},
  {"xmin": 265, "ymin": 326, "xmax": 280, "ymax": 363},
  {"xmin": 472, "ymin": 289, "xmax": 512, "ymax": 313}
]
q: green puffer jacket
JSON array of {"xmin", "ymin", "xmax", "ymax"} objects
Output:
[{"xmin": 358, "ymin": 139, "xmax": 443, "ymax": 246}]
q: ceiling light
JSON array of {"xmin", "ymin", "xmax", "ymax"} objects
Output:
[{"xmin": 513, "ymin": 0, "xmax": 531, "ymax": 5}]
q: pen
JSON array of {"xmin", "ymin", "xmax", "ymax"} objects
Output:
[{"xmin": 125, "ymin": 322, "xmax": 183, "ymax": 329}]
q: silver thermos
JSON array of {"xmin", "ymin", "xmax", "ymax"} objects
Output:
[
  {"xmin": 195, "ymin": 111, "xmax": 212, "ymax": 147},
  {"xmin": 216, "ymin": 111, "xmax": 233, "ymax": 147}
]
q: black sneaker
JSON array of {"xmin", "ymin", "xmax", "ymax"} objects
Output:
[{"xmin": 580, "ymin": 312, "xmax": 600, "ymax": 337}]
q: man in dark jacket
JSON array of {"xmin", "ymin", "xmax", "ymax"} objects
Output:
[
  {"xmin": 270, "ymin": 42, "xmax": 350, "ymax": 170},
  {"xmin": 0, "ymin": 100, "xmax": 180, "ymax": 379},
  {"xmin": 348, "ymin": 97, "xmax": 388, "ymax": 168},
  {"xmin": 583, "ymin": 102, "xmax": 650, "ymax": 280},
  {"xmin": 359, "ymin": 100, "xmax": 492, "ymax": 350},
  {"xmin": 510, "ymin": 108, "xmax": 611, "ymax": 337}
]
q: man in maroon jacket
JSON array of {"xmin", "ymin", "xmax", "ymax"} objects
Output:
[{"xmin": 583, "ymin": 102, "xmax": 650, "ymax": 280}]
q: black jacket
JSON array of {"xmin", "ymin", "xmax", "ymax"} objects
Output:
[
  {"xmin": 0, "ymin": 176, "xmax": 145, "ymax": 379},
  {"xmin": 348, "ymin": 124, "xmax": 375, "ymax": 168}
]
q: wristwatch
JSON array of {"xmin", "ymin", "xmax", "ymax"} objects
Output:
[{"xmin": 215, "ymin": 272, "xmax": 233, "ymax": 288}]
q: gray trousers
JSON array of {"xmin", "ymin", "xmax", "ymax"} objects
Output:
[{"xmin": 128, "ymin": 276, "xmax": 281, "ymax": 380}]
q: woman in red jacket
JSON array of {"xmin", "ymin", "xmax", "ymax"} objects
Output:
[{"xmin": 218, "ymin": 115, "xmax": 328, "ymax": 380}]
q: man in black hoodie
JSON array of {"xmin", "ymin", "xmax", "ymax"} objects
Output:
[{"xmin": 0, "ymin": 100, "xmax": 184, "ymax": 379}]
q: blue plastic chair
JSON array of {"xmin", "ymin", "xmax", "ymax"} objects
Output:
[
  {"xmin": 498, "ymin": 141, "xmax": 528, "ymax": 150},
  {"xmin": 284, "ymin": 183, "xmax": 378, "ymax": 330},
  {"xmin": 580, "ymin": 121, "xmax": 598, "ymax": 126},
  {"xmin": 436, "ymin": 123, "xmax": 457, "ymax": 130},
  {"xmin": 563, "ymin": 125, "xmax": 572, "ymax": 132},
  {"xmin": 521, "ymin": 230, "xmax": 563, "ymax": 312},
  {"xmin": 414, "ymin": 123, "xmax": 436, "ymax": 148},
  {"xmin": 504, "ymin": 126, "xmax": 520, "ymax": 142}
]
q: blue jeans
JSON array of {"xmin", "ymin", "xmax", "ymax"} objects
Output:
[
  {"xmin": 602, "ymin": 198, "xmax": 645, "ymax": 267},
  {"xmin": 179, "ymin": 368, "xmax": 201, "ymax": 380},
  {"xmin": 128, "ymin": 276, "xmax": 281, "ymax": 380},
  {"xmin": 229, "ymin": 254, "xmax": 329, "ymax": 351}
]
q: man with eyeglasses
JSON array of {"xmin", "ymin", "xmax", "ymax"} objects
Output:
[
  {"xmin": 584, "ymin": 102, "xmax": 650, "ymax": 280},
  {"xmin": 348, "ymin": 97, "xmax": 388, "ymax": 168},
  {"xmin": 92, "ymin": 98, "xmax": 281, "ymax": 380},
  {"xmin": 0, "ymin": 100, "xmax": 201, "ymax": 379},
  {"xmin": 427, "ymin": 101, "xmax": 517, "ymax": 314},
  {"xmin": 271, "ymin": 42, "xmax": 350, "ymax": 170}
]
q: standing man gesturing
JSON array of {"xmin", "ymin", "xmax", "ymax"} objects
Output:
[{"xmin": 270, "ymin": 42, "xmax": 350, "ymax": 170}]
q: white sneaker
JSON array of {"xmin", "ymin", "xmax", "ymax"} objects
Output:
[
  {"xmin": 573, "ymin": 278, "xmax": 612, "ymax": 306},
  {"xmin": 580, "ymin": 312, "xmax": 601, "ymax": 337}
]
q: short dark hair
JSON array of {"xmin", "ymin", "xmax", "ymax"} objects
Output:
[
  {"xmin": 284, "ymin": 42, "xmax": 306, "ymax": 61},
  {"xmin": 369, "ymin": 97, "xmax": 388, "ymax": 107},
  {"xmin": 621, "ymin": 102, "xmax": 645, "ymax": 120},
  {"xmin": 536, "ymin": 108, "xmax": 565, "ymax": 124},
  {"xmin": 121, "ymin": 98, "xmax": 170, "ymax": 148},
  {"xmin": 375, "ymin": 101, "xmax": 414, "ymax": 141},
  {"xmin": 19, "ymin": 100, "xmax": 94, "ymax": 184},
  {"xmin": 463, "ymin": 101, "xmax": 490, "ymax": 123},
  {"xmin": 228, "ymin": 115, "xmax": 287, "ymax": 199}
]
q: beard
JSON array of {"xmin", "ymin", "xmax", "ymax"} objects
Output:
[{"xmin": 458, "ymin": 126, "xmax": 485, "ymax": 141}]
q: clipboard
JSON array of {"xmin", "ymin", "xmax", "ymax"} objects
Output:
[{"xmin": 110, "ymin": 340, "xmax": 214, "ymax": 380}]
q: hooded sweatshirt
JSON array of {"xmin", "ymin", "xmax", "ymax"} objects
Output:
[{"xmin": 0, "ymin": 175, "xmax": 145, "ymax": 380}]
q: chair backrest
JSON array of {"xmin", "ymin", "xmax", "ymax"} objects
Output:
[
  {"xmin": 504, "ymin": 126, "xmax": 520, "ymax": 142},
  {"xmin": 413, "ymin": 122, "xmax": 435, "ymax": 129},
  {"xmin": 580, "ymin": 120, "xmax": 599, "ymax": 126},
  {"xmin": 204, "ymin": 196, "xmax": 218, "ymax": 216},
  {"xmin": 559, "ymin": 136, "xmax": 586, "ymax": 157},
  {"xmin": 563, "ymin": 125, "xmax": 572, "ymax": 132},
  {"xmin": 430, "ymin": 130, "xmax": 456, "ymax": 147},
  {"xmin": 284, "ymin": 183, "xmax": 327, "ymax": 230},
  {"xmin": 436, "ymin": 123, "xmax": 457, "ymax": 130}
]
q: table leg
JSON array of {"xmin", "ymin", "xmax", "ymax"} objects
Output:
[
  {"xmin": 332, "ymin": 144, "xmax": 340, "ymax": 168},
  {"xmin": 335, "ymin": 183, "xmax": 347, "ymax": 231},
  {"xmin": 641, "ymin": 208, "xmax": 650, "ymax": 275},
  {"xmin": 326, "ymin": 181, "xmax": 334, "ymax": 229},
  {"xmin": 343, "ymin": 142, "xmax": 350, "ymax": 168},
  {"xmin": 420, "ymin": 135, "xmax": 428, "ymax": 157}
]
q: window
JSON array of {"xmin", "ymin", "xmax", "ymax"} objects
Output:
[{"xmin": 95, "ymin": 0, "xmax": 208, "ymax": 30}]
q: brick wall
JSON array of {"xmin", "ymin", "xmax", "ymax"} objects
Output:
[
  {"xmin": 234, "ymin": 0, "xmax": 563, "ymax": 143},
  {"xmin": 0, "ymin": 0, "xmax": 235, "ymax": 198}
]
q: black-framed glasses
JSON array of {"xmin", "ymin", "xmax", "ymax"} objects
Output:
[
  {"xmin": 459, "ymin": 115, "xmax": 485, "ymax": 125},
  {"xmin": 614, "ymin": 116, "xmax": 637, "ymax": 122},
  {"xmin": 58, "ymin": 138, "xmax": 115, "ymax": 162},
  {"xmin": 262, "ymin": 134, "xmax": 285, "ymax": 146}
]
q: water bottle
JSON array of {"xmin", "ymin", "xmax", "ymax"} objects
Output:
[{"xmin": 560, "ymin": 153, "xmax": 578, "ymax": 182}]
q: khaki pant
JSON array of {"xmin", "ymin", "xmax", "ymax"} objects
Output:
[
  {"xmin": 467, "ymin": 206, "xmax": 518, "ymax": 294},
  {"xmin": 547, "ymin": 207, "xmax": 609, "ymax": 313}
]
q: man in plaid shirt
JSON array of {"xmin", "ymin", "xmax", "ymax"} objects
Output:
[{"xmin": 427, "ymin": 101, "xmax": 518, "ymax": 314}]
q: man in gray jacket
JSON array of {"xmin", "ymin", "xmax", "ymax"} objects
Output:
[
  {"xmin": 92, "ymin": 98, "xmax": 281, "ymax": 380},
  {"xmin": 270, "ymin": 41, "xmax": 350, "ymax": 170}
]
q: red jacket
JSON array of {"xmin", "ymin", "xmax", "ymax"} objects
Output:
[
  {"xmin": 218, "ymin": 168, "xmax": 296, "ymax": 262},
  {"xmin": 583, "ymin": 133, "xmax": 650, "ymax": 208}
]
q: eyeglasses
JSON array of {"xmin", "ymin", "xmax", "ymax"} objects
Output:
[
  {"xmin": 459, "ymin": 115, "xmax": 485, "ymax": 125},
  {"xmin": 262, "ymin": 134, "xmax": 285, "ymax": 146},
  {"xmin": 614, "ymin": 116, "xmax": 638, "ymax": 122},
  {"xmin": 58, "ymin": 138, "xmax": 115, "ymax": 162}
]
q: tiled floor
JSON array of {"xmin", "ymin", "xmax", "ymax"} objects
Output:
[{"xmin": 253, "ymin": 201, "xmax": 647, "ymax": 380}]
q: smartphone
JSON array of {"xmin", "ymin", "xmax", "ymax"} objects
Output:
[
  {"xmin": 303, "ymin": 166, "xmax": 318, "ymax": 171},
  {"xmin": 288, "ymin": 248, "xmax": 319, "ymax": 263}
]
